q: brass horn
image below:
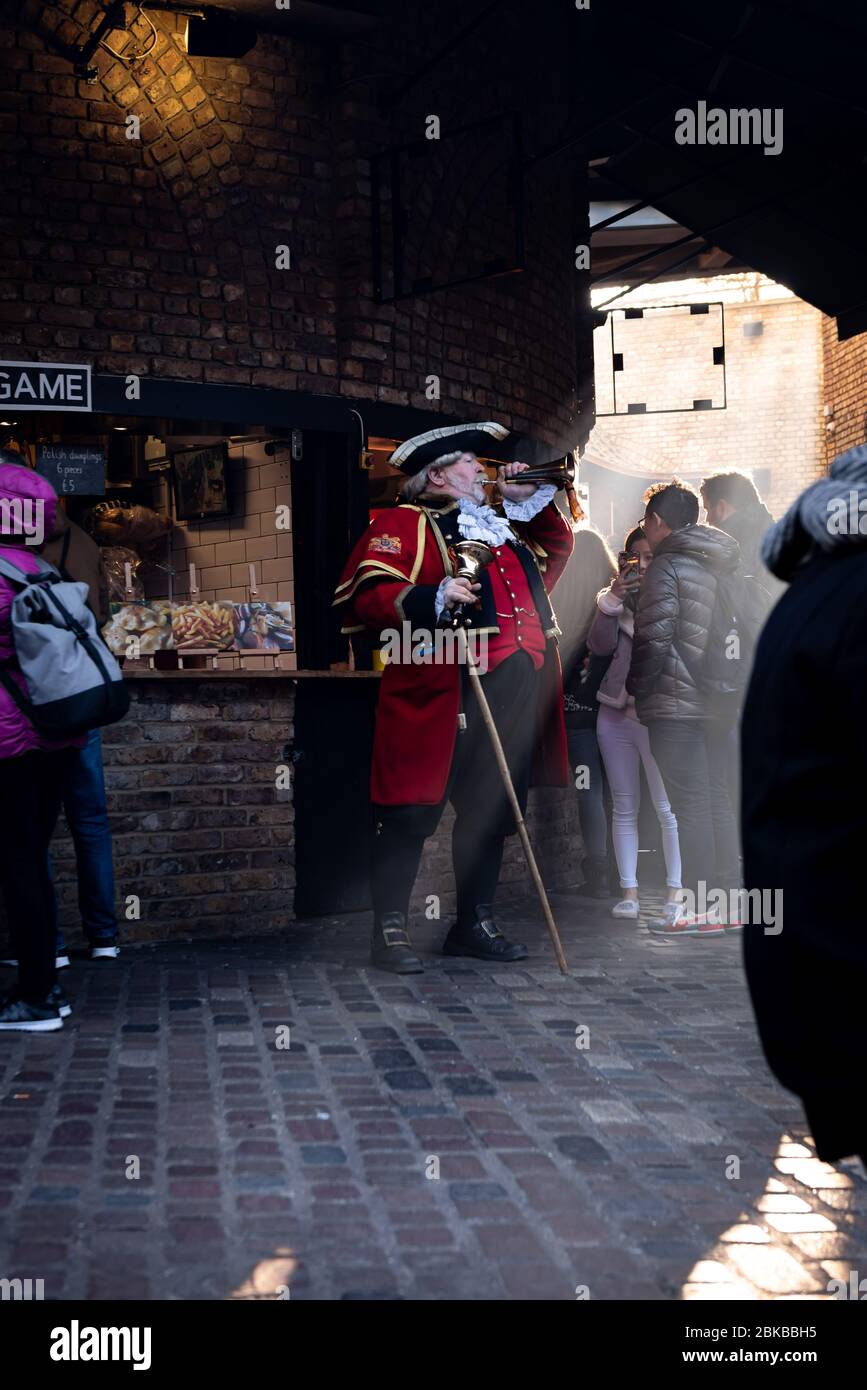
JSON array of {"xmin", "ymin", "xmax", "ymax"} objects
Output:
[{"xmin": 485, "ymin": 457, "xmax": 583, "ymax": 521}]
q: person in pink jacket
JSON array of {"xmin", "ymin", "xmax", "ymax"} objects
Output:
[{"xmin": 0, "ymin": 461, "xmax": 84, "ymax": 1031}]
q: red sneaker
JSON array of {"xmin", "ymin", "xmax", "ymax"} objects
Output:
[{"xmin": 649, "ymin": 913, "xmax": 725, "ymax": 938}]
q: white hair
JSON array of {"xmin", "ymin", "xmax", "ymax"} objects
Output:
[{"xmin": 400, "ymin": 450, "xmax": 464, "ymax": 503}]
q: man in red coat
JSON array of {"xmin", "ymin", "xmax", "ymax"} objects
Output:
[{"xmin": 333, "ymin": 422, "xmax": 573, "ymax": 973}]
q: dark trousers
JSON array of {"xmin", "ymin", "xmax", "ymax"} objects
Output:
[
  {"xmin": 648, "ymin": 718, "xmax": 740, "ymax": 896},
  {"xmin": 0, "ymin": 748, "xmax": 76, "ymax": 1004},
  {"xmin": 371, "ymin": 651, "xmax": 539, "ymax": 928},
  {"xmin": 566, "ymin": 727, "xmax": 608, "ymax": 860}
]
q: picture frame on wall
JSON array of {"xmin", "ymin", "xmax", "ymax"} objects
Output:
[{"xmin": 172, "ymin": 442, "xmax": 232, "ymax": 522}]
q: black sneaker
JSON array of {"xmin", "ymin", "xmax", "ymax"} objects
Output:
[
  {"xmin": 0, "ymin": 995, "xmax": 63, "ymax": 1032},
  {"xmin": 0, "ymin": 954, "xmax": 70, "ymax": 969},
  {"xmin": 5, "ymin": 984, "xmax": 71, "ymax": 1019},
  {"xmin": 47, "ymin": 984, "xmax": 72, "ymax": 1019}
]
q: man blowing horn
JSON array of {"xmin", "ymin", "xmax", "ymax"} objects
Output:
[{"xmin": 333, "ymin": 422, "xmax": 574, "ymax": 974}]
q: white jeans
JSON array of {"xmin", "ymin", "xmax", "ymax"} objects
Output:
[{"xmin": 596, "ymin": 704, "xmax": 681, "ymax": 890}]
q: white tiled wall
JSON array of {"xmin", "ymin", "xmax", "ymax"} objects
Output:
[{"xmin": 143, "ymin": 438, "xmax": 293, "ymax": 610}]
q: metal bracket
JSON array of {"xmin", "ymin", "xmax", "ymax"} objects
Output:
[{"xmin": 37, "ymin": 0, "xmax": 131, "ymax": 81}]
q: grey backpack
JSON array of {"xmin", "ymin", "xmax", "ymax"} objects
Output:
[{"xmin": 0, "ymin": 554, "xmax": 130, "ymax": 737}]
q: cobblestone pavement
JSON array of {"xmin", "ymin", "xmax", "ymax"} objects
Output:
[{"xmin": 1, "ymin": 889, "xmax": 865, "ymax": 1302}]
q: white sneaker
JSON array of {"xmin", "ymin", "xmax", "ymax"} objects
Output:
[
  {"xmin": 90, "ymin": 944, "xmax": 119, "ymax": 960},
  {"xmin": 611, "ymin": 899, "xmax": 640, "ymax": 920}
]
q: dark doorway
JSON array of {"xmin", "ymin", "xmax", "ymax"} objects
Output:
[
  {"xmin": 292, "ymin": 677, "xmax": 378, "ymax": 917},
  {"xmin": 290, "ymin": 430, "xmax": 378, "ymax": 916}
]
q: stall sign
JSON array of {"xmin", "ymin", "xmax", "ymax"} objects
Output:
[
  {"xmin": 0, "ymin": 361, "xmax": 92, "ymax": 412},
  {"xmin": 37, "ymin": 444, "xmax": 105, "ymax": 496}
]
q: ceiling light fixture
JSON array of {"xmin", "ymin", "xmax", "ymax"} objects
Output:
[
  {"xmin": 143, "ymin": 4, "xmax": 257, "ymax": 58},
  {"xmin": 181, "ymin": 6, "xmax": 258, "ymax": 58}
]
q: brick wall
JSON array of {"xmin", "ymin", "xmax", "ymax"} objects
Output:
[
  {"xmin": 45, "ymin": 679, "xmax": 580, "ymax": 948},
  {"xmin": 588, "ymin": 287, "xmax": 826, "ymax": 516},
  {"xmin": 821, "ymin": 319, "xmax": 867, "ymax": 464},
  {"xmin": 51, "ymin": 678, "xmax": 294, "ymax": 946},
  {"xmin": 2, "ymin": 0, "xmax": 580, "ymax": 451}
]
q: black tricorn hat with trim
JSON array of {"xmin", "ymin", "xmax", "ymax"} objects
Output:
[{"xmin": 389, "ymin": 421, "xmax": 510, "ymax": 476}]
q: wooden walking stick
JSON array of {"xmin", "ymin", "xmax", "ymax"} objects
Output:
[{"xmin": 454, "ymin": 621, "xmax": 569, "ymax": 975}]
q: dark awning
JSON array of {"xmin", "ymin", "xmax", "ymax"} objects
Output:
[{"xmin": 576, "ymin": 0, "xmax": 867, "ymax": 338}]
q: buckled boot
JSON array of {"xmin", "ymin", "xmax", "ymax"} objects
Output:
[
  {"xmin": 442, "ymin": 904, "xmax": 529, "ymax": 962},
  {"xmin": 370, "ymin": 912, "xmax": 424, "ymax": 974}
]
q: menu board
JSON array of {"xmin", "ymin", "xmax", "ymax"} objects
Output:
[{"xmin": 36, "ymin": 444, "xmax": 105, "ymax": 496}]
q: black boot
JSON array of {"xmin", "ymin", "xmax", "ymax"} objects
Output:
[
  {"xmin": 577, "ymin": 855, "xmax": 610, "ymax": 899},
  {"xmin": 370, "ymin": 912, "xmax": 424, "ymax": 974},
  {"xmin": 442, "ymin": 904, "xmax": 528, "ymax": 962}
]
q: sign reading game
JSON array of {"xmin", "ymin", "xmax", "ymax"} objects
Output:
[
  {"xmin": 0, "ymin": 361, "xmax": 92, "ymax": 411},
  {"xmin": 37, "ymin": 444, "xmax": 105, "ymax": 496}
]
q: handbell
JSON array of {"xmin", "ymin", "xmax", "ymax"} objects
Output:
[{"xmin": 438, "ymin": 539, "xmax": 495, "ymax": 629}]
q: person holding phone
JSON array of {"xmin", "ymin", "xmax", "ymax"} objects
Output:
[{"xmin": 587, "ymin": 526, "xmax": 682, "ymax": 923}]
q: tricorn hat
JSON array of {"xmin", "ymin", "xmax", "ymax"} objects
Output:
[{"xmin": 388, "ymin": 421, "xmax": 510, "ymax": 476}]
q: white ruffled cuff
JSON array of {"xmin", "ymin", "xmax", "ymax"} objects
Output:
[
  {"xmin": 434, "ymin": 576, "xmax": 450, "ymax": 621},
  {"xmin": 502, "ymin": 482, "xmax": 557, "ymax": 522}
]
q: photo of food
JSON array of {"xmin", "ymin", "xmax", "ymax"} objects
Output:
[
  {"xmin": 232, "ymin": 601, "xmax": 294, "ymax": 652},
  {"xmin": 102, "ymin": 602, "xmax": 173, "ymax": 656},
  {"xmin": 171, "ymin": 601, "xmax": 235, "ymax": 650}
]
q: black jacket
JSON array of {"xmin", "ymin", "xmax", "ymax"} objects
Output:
[
  {"xmin": 626, "ymin": 524, "xmax": 740, "ymax": 722},
  {"xmin": 741, "ymin": 546, "xmax": 867, "ymax": 1161},
  {"xmin": 562, "ymin": 642, "xmax": 610, "ymax": 730},
  {"xmin": 720, "ymin": 501, "xmax": 786, "ymax": 609}
]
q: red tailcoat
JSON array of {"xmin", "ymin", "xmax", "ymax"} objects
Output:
[{"xmin": 333, "ymin": 498, "xmax": 573, "ymax": 806}]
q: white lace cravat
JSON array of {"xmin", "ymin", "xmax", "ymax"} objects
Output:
[
  {"xmin": 455, "ymin": 497, "xmax": 515, "ymax": 547},
  {"xmin": 455, "ymin": 483, "xmax": 556, "ymax": 546}
]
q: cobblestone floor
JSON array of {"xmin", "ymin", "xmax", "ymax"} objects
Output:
[{"xmin": 1, "ymin": 889, "xmax": 865, "ymax": 1302}]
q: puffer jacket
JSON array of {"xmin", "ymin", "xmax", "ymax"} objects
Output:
[
  {"xmin": 0, "ymin": 462, "xmax": 85, "ymax": 759},
  {"xmin": 626, "ymin": 523, "xmax": 741, "ymax": 722}
]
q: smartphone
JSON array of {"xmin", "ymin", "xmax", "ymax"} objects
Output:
[
  {"xmin": 618, "ymin": 553, "xmax": 640, "ymax": 582},
  {"xmin": 618, "ymin": 553, "xmax": 641, "ymax": 611}
]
